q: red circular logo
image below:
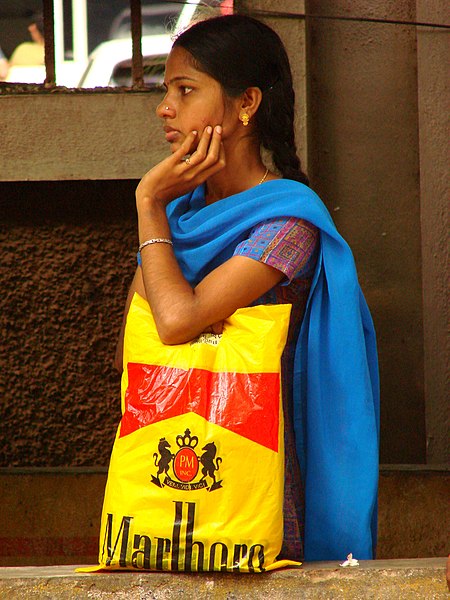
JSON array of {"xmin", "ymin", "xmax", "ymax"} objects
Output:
[{"xmin": 173, "ymin": 447, "xmax": 199, "ymax": 482}]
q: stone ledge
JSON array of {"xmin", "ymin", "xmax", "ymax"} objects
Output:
[{"xmin": 0, "ymin": 558, "xmax": 447, "ymax": 599}]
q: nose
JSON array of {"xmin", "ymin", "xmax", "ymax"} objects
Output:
[{"xmin": 156, "ymin": 100, "xmax": 174, "ymax": 120}]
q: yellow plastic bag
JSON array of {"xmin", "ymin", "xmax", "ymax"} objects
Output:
[{"xmin": 83, "ymin": 293, "xmax": 300, "ymax": 573}]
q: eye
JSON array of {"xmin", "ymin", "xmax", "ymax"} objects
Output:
[{"xmin": 181, "ymin": 85, "xmax": 193, "ymax": 95}]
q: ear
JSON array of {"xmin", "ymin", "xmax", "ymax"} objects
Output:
[{"xmin": 238, "ymin": 87, "xmax": 263, "ymax": 123}]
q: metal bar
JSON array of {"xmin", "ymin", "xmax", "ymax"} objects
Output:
[
  {"xmin": 72, "ymin": 0, "xmax": 88, "ymax": 69},
  {"xmin": 53, "ymin": 0, "xmax": 64, "ymax": 85},
  {"xmin": 130, "ymin": 0, "xmax": 144, "ymax": 88},
  {"xmin": 42, "ymin": 0, "xmax": 56, "ymax": 86}
]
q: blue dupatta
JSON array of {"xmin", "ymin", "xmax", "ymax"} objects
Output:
[{"xmin": 166, "ymin": 179, "xmax": 380, "ymax": 561}]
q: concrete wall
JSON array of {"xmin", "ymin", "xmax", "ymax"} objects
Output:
[
  {"xmin": 0, "ymin": 468, "xmax": 448, "ymax": 566},
  {"xmin": 0, "ymin": 93, "xmax": 166, "ymax": 181},
  {"xmin": 0, "ymin": 180, "xmax": 137, "ymax": 467},
  {"xmin": 304, "ymin": 0, "xmax": 448, "ymax": 463}
]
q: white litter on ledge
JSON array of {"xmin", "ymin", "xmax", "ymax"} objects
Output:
[{"xmin": 340, "ymin": 553, "xmax": 360, "ymax": 567}]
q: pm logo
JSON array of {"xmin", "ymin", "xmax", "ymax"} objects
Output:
[{"xmin": 151, "ymin": 428, "xmax": 223, "ymax": 492}]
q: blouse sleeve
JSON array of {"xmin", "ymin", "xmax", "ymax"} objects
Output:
[{"xmin": 233, "ymin": 216, "xmax": 319, "ymax": 283}]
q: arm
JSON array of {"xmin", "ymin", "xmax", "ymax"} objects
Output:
[
  {"xmin": 117, "ymin": 125, "xmax": 284, "ymax": 361},
  {"xmin": 136, "ymin": 126, "xmax": 284, "ymax": 343},
  {"xmin": 138, "ymin": 208, "xmax": 284, "ymax": 345},
  {"xmin": 114, "ymin": 234, "xmax": 284, "ymax": 368}
]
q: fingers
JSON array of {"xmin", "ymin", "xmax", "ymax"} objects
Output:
[
  {"xmin": 203, "ymin": 320, "xmax": 224, "ymax": 335},
  {"xmin": 192, "ymin": 125, "xmax": 222, "ymax": 166},
  {"xmin": 210, "ymin": 320, "xmax": 224, "ymax": 334},
  {"xmin": 172, "ymin": 130, "xmax": 198, "ymax": 164},
  {"xmin": 190, "ymin": 125, "xmax": 213, "ymax": 163},
  {"xmin": 189, "ymin": 126, "xmax": 214, "ymax": 166},
  {"xmin": 178, "ymin": 125, "xmax": 222, "ymax": 171},
  {"xmin": 197, "ymin": 139, "xmax": 226, "ymax": 180},
  {"xmin": 208, "ymin": 126, "xmax": 223, "ymax": 159},
  {"xmin": 164, "ymin": 125, "xmax": 225, "ymax": 195}
]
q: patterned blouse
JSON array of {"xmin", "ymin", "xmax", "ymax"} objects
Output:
[
  {"xmin": 234, "ymin": 216, "xmax": 319, "ymax": 381},
  {"xmin": 233, "ymin": 215, "xmax": 320, "ymax": 562}
]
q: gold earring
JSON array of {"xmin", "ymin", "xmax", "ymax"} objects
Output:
[{"xmin": 240, "ymin": 112, "xmax": 250, "ymax": 127}]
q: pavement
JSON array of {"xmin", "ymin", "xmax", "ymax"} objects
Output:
[{"xmin": 0, "ymin": 557, "xmax": 447, "ymax": 599}]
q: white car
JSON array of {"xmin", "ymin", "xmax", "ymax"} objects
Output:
[
  {"xmin": 78, "ymin": 34, "xmax": 173, "ymax": 88},
  {"xmin": 108, "ymin": 3, "xmax": 182, "ymax": 40},
  {"xmin": 5, "ymin": 65, "xmax": 46, "ymax": 84}
]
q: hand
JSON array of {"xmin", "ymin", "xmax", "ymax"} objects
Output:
[
  {"xmin": 136, "ymin": 125, "xmax": 225, "ymax": 209},
  {"xmin": 202, "ymin": 320, "xmax": 224, "ymax": 335}
]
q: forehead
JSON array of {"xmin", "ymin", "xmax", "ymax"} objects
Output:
[{"xmin": 164, "ymin": 46, "xmax": 211, "ymax": 83}]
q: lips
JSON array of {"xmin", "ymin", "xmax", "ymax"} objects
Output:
[{"xmin": 163, "ymin": 126, "xmax": 180, "ymax": 143}]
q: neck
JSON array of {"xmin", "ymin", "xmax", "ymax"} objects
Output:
[{"xmin": 205, "ymin": 137, "xmax": 271, "ymax": 204}]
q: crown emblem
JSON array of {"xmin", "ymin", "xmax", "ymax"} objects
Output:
[{"xmin": 176, "ymin": 428, "xmax": 199, "ymax": 450}]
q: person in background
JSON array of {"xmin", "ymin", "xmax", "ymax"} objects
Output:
[{"xmin": 9, "ymin": 13, "xmax": 45, "ymax": 67}]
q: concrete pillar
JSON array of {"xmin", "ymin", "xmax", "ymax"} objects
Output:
[
  {"xmin": 305, "ymin": 0, "xmax": 426, "ymax": 462},
  {"xmin": 416, "ymin": 0, "xmax": 450, "ymax": 464}
]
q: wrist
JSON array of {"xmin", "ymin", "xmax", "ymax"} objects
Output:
[
  {"xmin": 136, "ymin": 193, "xmax": 158, "ymax": 209},
  {"xmin": 137, "ymin": 197, "xmax": 171, "ymax": 241},
  {"xmin": 136, "ymin": 193, "xmax": 169, "ymax": 218}
]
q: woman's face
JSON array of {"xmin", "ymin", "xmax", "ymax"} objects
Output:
[{"xmin": 156, "ymin": 46, "xmax": 239, "ymax": 153}]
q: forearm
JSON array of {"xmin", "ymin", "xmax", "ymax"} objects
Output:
[
  {"xmin": 114, "ymin": 268, "xmax": 141, "ymax": 372},
  {"xmin": 138, "ymin": 197, "xmax": 204, "ymax": 344}
]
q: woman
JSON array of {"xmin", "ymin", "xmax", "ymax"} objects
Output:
[{"xmin": 116, "ymin": 14, "xmax": 379, "ymax": 562}]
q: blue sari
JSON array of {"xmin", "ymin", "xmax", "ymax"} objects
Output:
[{"xmin": 166, "ymin": 179, "xmax": 379, "ymax": 561}]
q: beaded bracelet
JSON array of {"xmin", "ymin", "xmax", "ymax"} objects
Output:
[
  {"xmin": 136, "ymin": 237, "xmax": 173, "ymax": 266},
  {"xmin": 139, "ymin": 238, "xmax": 173, "ymax": 252}
]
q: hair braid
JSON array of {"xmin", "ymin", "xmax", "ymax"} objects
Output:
[
  {"xmin": 256, "ymin": 46, "xmax": 309, "ymax": 185},
  {"xmin": 257, "ymin": 88, "xmax": 309, "ymax": 185}
]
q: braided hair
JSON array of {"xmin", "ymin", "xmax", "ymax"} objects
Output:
[{"xmin": 173, "ymin": 14, "xmax": 309, "ymax": 185}]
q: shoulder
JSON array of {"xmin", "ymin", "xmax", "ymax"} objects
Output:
[
  {"xmin": 245, "ymin": 215, "xmax": 318, "ymax": 239},
  {"xmin": 253, "ymin": 179, "xmax": 335, "ymax": 233},
  {"xmin": 262, "ymin": 178, "xmax": 314, "ymax": 195},
  {"xmin": 10, "ymin": 43, "xmax": 44, "ymax": 66},
  {"xmin": 255, "ymin": 178, "xmax": 327, "ymax": 215},
  {"xmin": 236, "ymin": 215, "xmax": 319, "ymax": 253},
  {"xmin": 234, "ymin": 216, "xmax": 319, "ymax": 282}
]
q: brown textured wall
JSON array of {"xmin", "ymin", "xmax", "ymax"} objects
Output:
[{"xmin": 1, "ymin": 180, "xmax": 139, "ymax": 466}]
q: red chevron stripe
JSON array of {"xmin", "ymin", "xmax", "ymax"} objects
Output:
[{"xmin": 120, "ymin": 363, "xmax": 280, "ymax": 452}]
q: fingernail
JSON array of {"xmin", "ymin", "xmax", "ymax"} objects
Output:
[
  {"xmin": 215, "ymin": 125, "xmax": 222, "ymax": 134},
  {"xmin": 206, "ymin": 126, "xmax": 212, "ymax": 134},
  {"xmin": 192, "ymin": 130, "xmax": 198, "ymax": 136}
]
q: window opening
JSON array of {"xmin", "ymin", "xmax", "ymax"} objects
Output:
[{"xmin": 0, "ymin": 1, "xmax": 234, "ymax": 91}]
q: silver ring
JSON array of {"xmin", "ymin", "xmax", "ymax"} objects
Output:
[{"xmin": 184, "ymin": 157, "xmax": 191, "ymax": 165}]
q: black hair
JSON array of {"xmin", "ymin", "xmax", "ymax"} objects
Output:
[
  {"xmin": 31, "ymin": 13, "xmax": 45, "ymax": 37},
  {"xmin": 173, "ymin": 14, "xmax": 309, "ymax": 185}
]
